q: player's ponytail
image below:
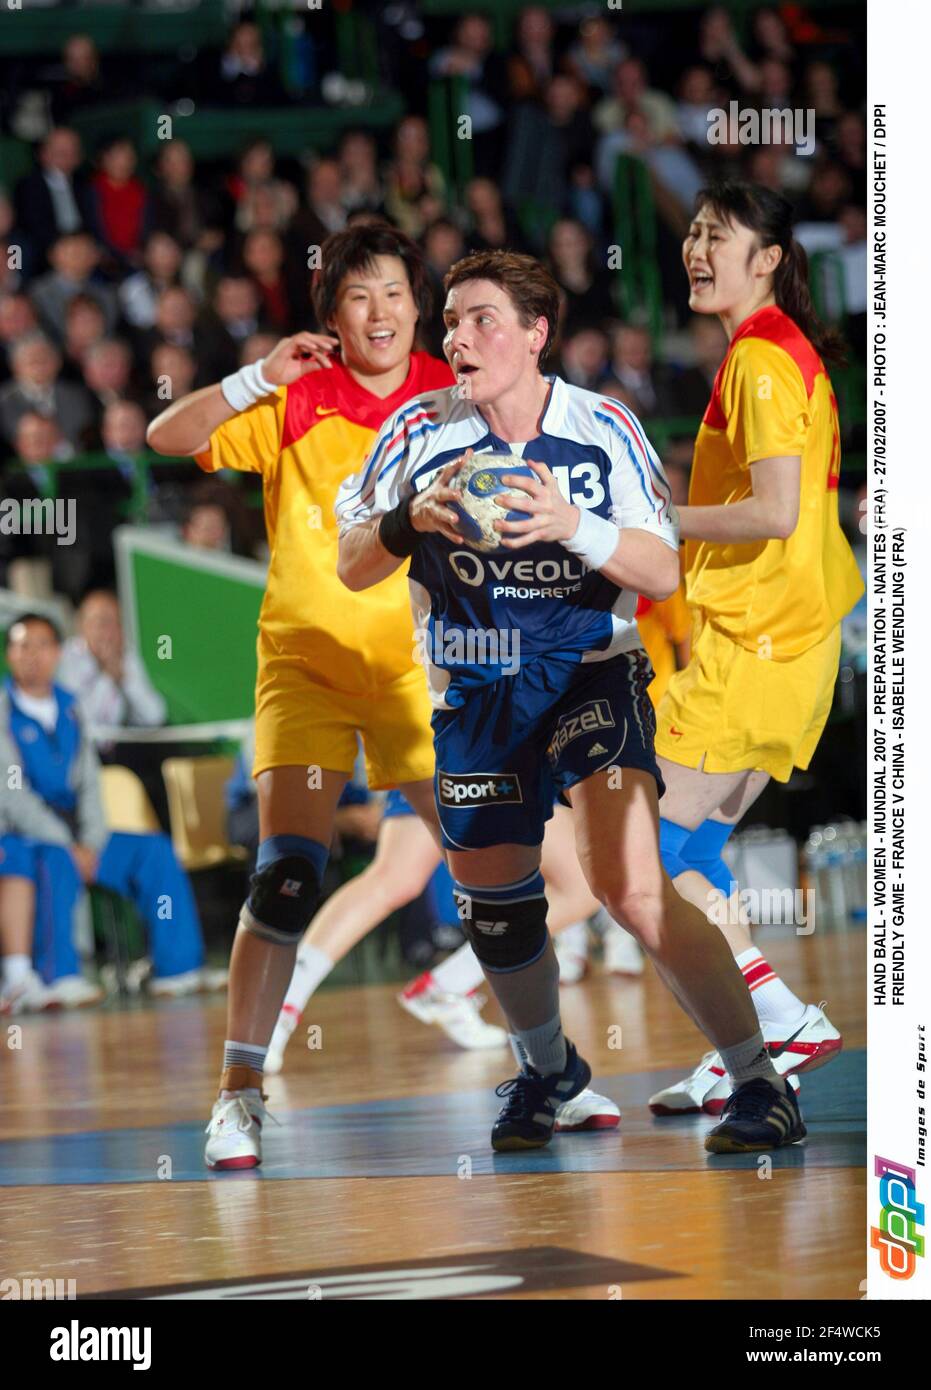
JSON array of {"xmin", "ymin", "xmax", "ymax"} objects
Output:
[{"xmin": 695, "ymin": 181, "xmax": 847, "ymax": 366}]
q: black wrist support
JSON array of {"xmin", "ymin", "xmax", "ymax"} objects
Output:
[{"xmin": 378, "ymin": 495, "xmax": 419, "ymax": 557}]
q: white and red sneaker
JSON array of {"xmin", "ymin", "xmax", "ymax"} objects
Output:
[
  {"xmin": 398, "ymin": 973, "xmax": 508, "ymax": 1050},
  {"xmin": 204, "ymin": 1090, "xmax": 276, "ymax": 1170},
  {"xmin": 555, "ymin": 1088, "xmax": 620, "ymax": 1132},
  {"xmin": 554, "ymin": 921, "xmax": 590, "ymax": 984},
  {"xmin": 264, "ymin": 1004, "xmax": 301, "ymax": 1076},
  {"xmin": 649, "ymin": 1051, "xmax": 802, "ymax": 1117},
  {"xmin": 0, "ymin": 967, "xmax": 55, "ymax": 1015},
  {"xmin": 763, "ymin": 1002, "xmax": 842, "ymax": 1074}
]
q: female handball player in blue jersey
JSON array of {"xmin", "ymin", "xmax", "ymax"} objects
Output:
[{"xmin": 337, "ymin": 250, "xmax": 806, "ymax": 1154}]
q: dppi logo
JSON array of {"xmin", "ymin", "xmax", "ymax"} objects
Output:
[{"xmin": 871, "ymin": 1155, "xmax": 925, "ymax": 1279}]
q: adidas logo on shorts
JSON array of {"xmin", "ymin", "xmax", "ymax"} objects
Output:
[{"xmin": 587, "ymin": 742, "xmax": 608, "ymax": 757}]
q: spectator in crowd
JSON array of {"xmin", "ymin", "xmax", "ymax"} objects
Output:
[
  {"xmin": 149, "ymin": 140, "xmax": 223, "ymax": 255},
  {"xmin": 338, "ymin": 131, "xmax": 385, "ymax": 217},
  {"xmin": 12, "ymin": 410, "xmax": 72, "ymax": 472},
  {"xmin": 58, "ymin": 590, "xmax": 166, "ymax": 730},
  {"xmin": 593, "ymin": 57, "xmax": 681, "ymax": 144},
  {"xmin": 291, "ymin": 160, "xmax": 347, "ymax": 257},
  {"xmin": 100, "ymin": 399, "xmax": 149, "ymax": 469},
  {"xmin": 0, "ymin": 614, "xmax": 204, "ymax": 996},
  {"xmin": 146, "ymin": 342, "xmax": 196, "ymax": 416},
  {"xmin": 211, "ymin": 21, "xmax": 283, "ymax": 107},
  {"xmin": 119, "ymin": 231, "xmax": 186, "ymax": 331},
  {"xmin": 545, "ymin": 218, "xmax": 615, "ymax": 331},
  {"xmin": 749, "ymin": 7, "xmax": 797, "ymax": 66},
  {"xmin": 555, "ymin": 324, "xmax": 610, "ymax": 390},
  {"xmin": 14, "ymin": 127, "xmax": 90, "ymax": 271},
  {"xmin": 383, "ymin": 116, "xmax": 447, "ymax": 239},
  {"xmin": 28, "ymin": 231, "xmax": 118, "ymax": 342},
  {"xmin": 88, "ymin": 137, "xmax": 151, "ymax": 272},
  {"xmin": 463, "ymin": 178, "xmax": 524, "ymax": 254},
  {"xmin": 833, "ymin": 111, "xmax": 866, "ymax": 194},
  {"xmin": 421, "ymin": 217, "xmax": 467, "ymax": 352},
  {"xmin": 757, "ymin": 57, "xmax": 794, "ymax": 110},
  {"xmin": 697, "ymin": 6, "xmax": 762, "ymax": 95},
  {"xmin": 48, "ymin": 35, "xmax": 109, "ymax": 125},
  {"xmin": 240, "ymin": 332, "xmax": 280, "ymax": 368},
  {"xmin": 507, "ymin": 6, "xmax": 557, "ymax": 104},
  {"xmin": 61, "ymin": 294, "xmax": 107, "ymax": 381},
  {"xmin": 81, "ymin": 338, "xmax": 138, "ymax": 436},
  {"xmin": 566, "ymin": 15, "xmax": 628, "ymax": 98},
  {"xmin": 140, "ymin": 287, "xmax": 223, "ymax": 384},
  {"xmin": 793, "ymin": 159, "xmax": 853, "ymax": 223},
  {"xmin": 676, "ymin": 65, "xmax": 720, "ymax": 148},
  {"xmin": 658, "ymin": 314, "xmax": 728, "ymax": 418},
  {"xmin": 0, "ymin": 295, "xmax": 39, "ymax": 382},
  {"xmin": 240, "ymin": 230, "xmax": 301, "ymax": 335},
  {"xmin": 181, "ymin": 493, "xmax": 232, "ymax": 552},
  {"xmin": 196, "ymin": 277, "xmax": 267, "ymax": 380},
  {"xmin": 598, "ymin": 322, "xmax": 670, "ymax": 419},
  {"xmin": 226, "ymin": 141, "xmax": 294, "ymax": 231},
  {"xmin": 0, "ymin": 334, "xmax": 95, "ymax": 449},
  {"xmin": 503, "ymin": 74, "xmax": 600, "ymax": 243},
  {"xmin": 428, "ymin": 14, "xmax": 509, "ymax": 176}
]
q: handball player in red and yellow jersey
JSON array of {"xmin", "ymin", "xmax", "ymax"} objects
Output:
[
  {"xmin": 147, "ymin": 225, "xmax": 453, "ymax": 1167},
  {"xmin": 648, "ymin": 183, "xmax": 865, "ymax": 1117}
]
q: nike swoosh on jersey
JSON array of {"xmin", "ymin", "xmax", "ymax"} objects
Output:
[{"xmin": 315, "ymin": 405, "xmax": 339, "ymax": 416}]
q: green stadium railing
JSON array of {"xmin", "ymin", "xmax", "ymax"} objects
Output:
[
  {"xmin": 0, "ymin": 1, "xmax": 228, "ymax": 56},
  {"xmin": 68, "ymin": 94, "xmax": 405, "ymax": 162},
  {"xmin": 612, "ymin": 154, "xmax": 664, "ymax": 343},
  {"xmin": 427, "ymin": 77, "xmax": 473, "ymax": 202}
]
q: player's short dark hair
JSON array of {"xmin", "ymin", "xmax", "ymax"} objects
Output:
[
  {"xmin": 442, "ymin": 251, "xmax": 560, "ymax": 366},
  {"xmin": 312, "ymin": 223, "xmax": 434, "ymax": 334},
  {"xmin": 5, "ymin": 612, "xmax": 62, "ymax": 649}
]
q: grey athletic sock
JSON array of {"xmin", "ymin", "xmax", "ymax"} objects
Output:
[
  {"xmin": 719, "ymin": 1031, "xmax": 787, "ymax": 1093},
  {"xmin": 510, "ymin": 1013, "xmax": 568, "ymax": 1077}
]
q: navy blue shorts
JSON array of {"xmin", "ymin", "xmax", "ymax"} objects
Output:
[{"xmin": 432, "ymin": 649, "xmax": 663, "ymax": 851}]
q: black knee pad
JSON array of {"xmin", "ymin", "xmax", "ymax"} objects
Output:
[
  {"xmin": 456, "ymin": 890, "xmax": 549, "ymax": 973},
  {"xmin": 241, "ymin": 855, "xmax": 322, "ymax": 945}
]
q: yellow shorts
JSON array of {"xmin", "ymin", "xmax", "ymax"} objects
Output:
[
  {"xmin": 654, "ymin": 619, "xmax": 841, "ymax": 782},
  {"xmin": 253, "ymin": 640, "xmax": 435, "ymax": 789}
]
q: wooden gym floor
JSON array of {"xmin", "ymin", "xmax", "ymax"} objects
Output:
[{"xmin": 0, "ymin": 927, "xmax": 865, "ymax": 1301}]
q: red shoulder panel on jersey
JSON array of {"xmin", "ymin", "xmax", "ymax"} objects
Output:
[
  {"xmin": 702, "ymin": 305, "xmax": 826, "ymax": 429},
  {"xmin": 280, "ymin": 352, "xmax": 453, "ymax": 450}
]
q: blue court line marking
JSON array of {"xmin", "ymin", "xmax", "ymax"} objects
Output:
[{"xmin": 0, "ymin": 1050, "xmax": 864, "ymax": 1185}]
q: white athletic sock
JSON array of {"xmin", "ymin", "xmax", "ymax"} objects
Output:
[
  {"xmin": 221, "ymin": 1039, "xmax": 267, "ymax": 1091},
  {"xmin": 736, "ymin": 947, "xmax": 807, "ymax": 1027},
  {"xmin": 510, "ymin": 1012, "xmax": 568, "ymax": 1077},
  {"xmin": 1, "ymin": 954, "xmax": 31, "ymax": 988},
  {"xmin": 719, "ymin": 1030, "xmax": 786, "ymax": 1092},
  {"xmin": 283, "ymin": 943, "xmax": 334, "ymax": 1018},
  {"xmin": 431, "ymin": 942, "xmax": 485, "ymax": 996},
  {"xmin": 559, "ymin": 920, "xmax": 590, "ymax": 955}
]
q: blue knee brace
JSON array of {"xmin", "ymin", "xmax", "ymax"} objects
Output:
[
  {"xmin": 681, "ymin": 819, "xmax": 736, "ymax": 896},
  {"xmin": 658, "ymin": 818, "xmax": 692, "ymax": 880}
]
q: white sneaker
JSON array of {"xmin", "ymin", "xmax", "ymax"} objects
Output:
[
  {"xmin": 43, "ymin": 975, "xmax": 104, "ymax": 1010},
  {"xmin": 601, "ymin": 919, "xmax": 645, "ymax": 976},
  {"xmin": 650, "ymin": 1049, "xmax": 802, "ymax": 1116},
  {"xmin": 149, "ymin": 968, "xmax": 204, "ymax": 998},
  {"xmin": 0, "ymin": 968, "xmax": 55, "ymax": 1015},
  {"xmin": 398, "ymin": 977, "xmax": 508, "ymax": 1050},
  {"xmin": 555, "ymin": 921, "xmax": 590, "ymax": 984},
  {"xmin": 762, "ymin": 1002, "xmax": 842, "ymax": 1074},
  {"xmin": 555, "ymin": 1087, "xmax": 620, "ymax": 1132},
  {"xmin": 204, "ymin": 1090, "xmax": 274, "ymax": 1170},
  {"xmin": 264, "ymin": 1006, "xmax": 301, "ymax": 1076}
]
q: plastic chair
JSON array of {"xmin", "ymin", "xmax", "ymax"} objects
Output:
[
  {"xmin": 161, "ymin": 755, "xmax": 249, "ymax": 872},
  {"xmin": 99, "ymin": 764, "xmax": 162, "ymax": 834}
]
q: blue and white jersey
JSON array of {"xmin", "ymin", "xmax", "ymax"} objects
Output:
[{"xmin": 336, "ymin": 376, "xmax": 679, "ymax": 710}]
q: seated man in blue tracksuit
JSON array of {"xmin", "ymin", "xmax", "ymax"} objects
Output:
[{"xmin": 0, "ymin": 612, "xmax": 204, "ymax": 988}]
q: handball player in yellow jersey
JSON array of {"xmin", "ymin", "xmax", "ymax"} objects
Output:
[
  {"xmin": 649, "ymin": 183, "xmax": 865, "ymax": 1116},
  {"xmin": 147, "ymin": 225, "xmax": 453, "ymax": 1167}
]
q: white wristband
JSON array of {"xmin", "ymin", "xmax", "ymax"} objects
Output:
[
  {"xmin": 562, "ymin": 507, "xmax": 619, "ymax": 571},
  {"xmin": 220, "ymin": 359, "xmax": 277, "ymax": 413}
]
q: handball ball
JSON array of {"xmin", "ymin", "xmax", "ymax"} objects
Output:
[{"xmin": 448, "ymin": 453, "xmax": 535, "ymax": 552}]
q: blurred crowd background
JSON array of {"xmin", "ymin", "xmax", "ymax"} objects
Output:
[{"xmin": 0, "ymin": 1, "xmax": 868, "ymax": 1006}]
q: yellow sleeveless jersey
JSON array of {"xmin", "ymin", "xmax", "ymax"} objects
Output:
[
  {"xmin": 196, "ymin": 352, "xmax": 454, "ymax": 694},
  {"xmin": 685, "ymin": 305, "xmax": 863, "ymax": 660}
]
